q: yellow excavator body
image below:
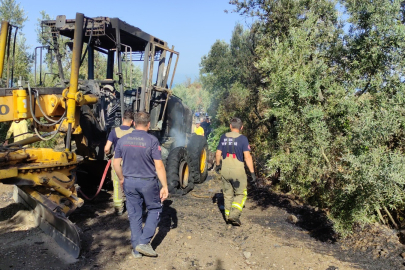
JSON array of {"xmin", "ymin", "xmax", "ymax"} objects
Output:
[
  {"xmin": 0, "ymin": 13, "xmax": 96, "ymax": 258},
  {"xmin": 0, "ymin": 11, "xmax": 186, "ymax": 259}
]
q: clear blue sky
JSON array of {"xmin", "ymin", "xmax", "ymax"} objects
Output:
[{"xmin": 17, "ymin": 0, "xmax": 250, "ymax": 85}]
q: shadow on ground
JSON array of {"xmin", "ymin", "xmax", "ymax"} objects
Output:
[
  {"xmin": 247, "ymin": 180, "xmax": 337, "ymax": 243},
  {"xmin": 243, "ymin": 178, "xmax": 405, "ymax": 270},
  {"xmin": 152, "ymin": 200, "xmax": 178, "ymax": 249}
]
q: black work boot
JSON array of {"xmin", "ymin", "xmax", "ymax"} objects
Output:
[
  {"xmin": 228, "ymin": 217, "xmax": 241, "ymax": 226},
  {"xmin": 115, "ymin": 207, "xmax": 124, "ymax": 216}
]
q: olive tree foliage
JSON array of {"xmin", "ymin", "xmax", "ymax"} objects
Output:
[
  {"xmin": 172, "ymin": 78, "xmax": 210, "ymax": 112},
  {"xmin": 0, "ymin": 0, "xmax": 32, "ymax": 82},
  {"xmin": 200, "ymin": 24, "xmax": 273, "ymax": 157},
  {"xmin": 331, "ymin": 0, "xmax": 405, "ymax": 232},
  {"xmin": 0, "ymin": 0, "xmax": 31, "ymax": 141},
  {"xmin": 220, "ymin": 0, "xmax": 405, "ymax": 234},
  {"xmin": 0, "ymin": 0, "xmax": 26, "ymax": 27}
]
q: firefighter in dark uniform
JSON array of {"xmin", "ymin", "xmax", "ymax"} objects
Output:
[
  {"xmin": 215, "ymin": 117, "xmax": 256, "ymax": 226},
  {"xmin": 113, "ymin": 112, "xmax": 168, "ymax": 258}
]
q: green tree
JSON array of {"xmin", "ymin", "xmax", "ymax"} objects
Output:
[
  {"xmin": 200, "ymin": 23, "xmax": 271, "ymax": 159},
  {"xmin": 0, "ymin": 0, "xmax": 32, "ymax": 83},
  {"xmin": 172, "ymin": 78, "xmax": 210, "ymax": 112},
  {"xmin": 225, "ymin": 0, "xmax": 405, "ymax": 233},
  {"xmin": 0, "ymin": 0, "xmax": 31, "ymax": 140},
  {"xmin": 0, "ymin": 0, "xmax": 27, "ymax": 27}
]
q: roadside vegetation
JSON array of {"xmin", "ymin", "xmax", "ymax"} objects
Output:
[
  {"xmin": 2, "ymin": 0, "xmax": 405, "ymax": 235},
  {"xmin": 197, "ymin": 0, "xmax": 405, "ymax": 235}
]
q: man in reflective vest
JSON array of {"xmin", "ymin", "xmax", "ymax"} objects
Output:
[
  {"xmin": 215, "ymin": 117, "xmax": 256, "ymax": 226},
  {"xmin": 4, "ymin": 120, "xmax": 30, "ymax": 145},
  {"xmin": 194, "ymin": 120, "xmax": 204, "ymax": 136},
  {"xmin": 104, "ymin": 110, "xmax": 134, "ymax": 215}
]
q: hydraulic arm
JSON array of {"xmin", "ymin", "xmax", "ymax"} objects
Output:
[
  {"xmin": 0, "ymin": 11, "xmax": 185, "ymax": 258},
  {"xmin": 0, "ymin": 13, "xmax": 97, "ymax": 258}
]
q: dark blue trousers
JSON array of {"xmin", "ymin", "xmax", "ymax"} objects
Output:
[{"xmin": 123, "ymin": 177, "xmax": 162, "ymax": 253}]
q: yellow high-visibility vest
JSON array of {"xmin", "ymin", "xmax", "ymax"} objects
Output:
[
  {"xmin": 6, "ymin": 120, "xmax": 30, "ymax": 142},
  {"xmin": 195, "ymin": 126, "xmax": 204, "ymax": 136}
]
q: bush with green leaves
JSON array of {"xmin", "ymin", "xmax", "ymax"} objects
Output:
[{"xmin": 200, "ymin": 0, "xmax": 405, "ymax": 234}]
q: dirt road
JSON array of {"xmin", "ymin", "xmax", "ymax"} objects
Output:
[{"xmin": 1, "ymin": 173, "xmax": 404, "ymax": 270}]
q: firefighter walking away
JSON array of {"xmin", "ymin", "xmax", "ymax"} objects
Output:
[{"xmin": 215, "ymin": 117, "xmax": 256, "ymax": 226}]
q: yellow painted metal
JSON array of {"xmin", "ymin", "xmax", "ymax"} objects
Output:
[
  {"xmin": 36, "ymin": 94, "xmax": 64, "ymax": 115},
  {"xmin": 0, "ymin": 21, "xmax": 9, "ymax": 78},
  {"xmin": 0, "ymin": 96, "xmax": 13, "ymax": 121},
  {"xmin": 184, "ymin": 164, "xmax": 189, "ymax": 185},
  {"xmin": 0, "ymin": 167, "xmax": 18, "ymax": 179},
  {"xmin": 46, "ymin": 110, "xmax": 82, "ymax": 135},
  {"xmin": 40, "ymin": 174, "xmax": 73, "ymax": 197},
  {"xmin": 66, "ymin": 20, "xmax": 82, "ymax": 124},
  {"xmin": 0, "ymin": 147, "xmax": 83, "ymax": 215},
  {"xmin": 21, "ymin": 186, "xmax": 83, "ymax": 216},
  {"xmin": 180, "ymin": 162, "xmax": 189, "ymax": 188},
  {"xmin": 0, "ymin": 93, "xmax": 65, "ymax": 122},
  {"xmin": 78, "ymin": 94, "xmax": 98, "ymax": 106},
  {"xmin": 0, "ymin": 151, "xmax": 28, "ymax": 163},
  {"xmin": 0, "ymin": 87, "xmax": 96, "ymax": 122},
  {"xmin": 200, "ymin": 148, "xmax": 207, "ymax": 173},
  {"xmin": 18, "ymin": 148, "xmax": 77, "ymax": 165},
  {"xmin": 15, "ymin": 89, "xmax": 28, "ymax": 118}
]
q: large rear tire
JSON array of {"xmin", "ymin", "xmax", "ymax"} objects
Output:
[
  {"xmin": 166, "ymin": 147, "xmax": 194, "ymax": 195},
  {"xmin": 187, "ymin": 135, "xmax": 208, "ymax": 184}
]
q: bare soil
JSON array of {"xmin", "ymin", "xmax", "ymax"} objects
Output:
[{"xmin": 1, "ymin": 172, "xmax": 405, "ymax": 270}]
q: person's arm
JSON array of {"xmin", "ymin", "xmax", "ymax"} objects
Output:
[
  {"xmin": 105, "ymin": 130, "xmax": 116, "ymax": 155},
  {"xmin": 243, "ymin": 151, "xmax": 255, "ymax": 173},
  {"xmin": 151, "ymin": 138, "xmax": 168, "ymax": 201},
  {"xmin": 113, "ymin": 157, "xmax": 124, "ymax": 187},
  {"xmin": 4, "ymin": 122, "xmax": 14, "ymax": 144},
  {"xmin": 215, "ymin": 149, "xmax": 222, "ymax": 174},
  {"xmin": 154, "ymin": 159, "xmax": 168, "ymax": 202},
  {"xmin": 216, "ymin": 150, "xmax": 222, "ymax": 166},
  {"xmin": 104, "ymin": 140, "xmax": 113, "ymax": 155}
]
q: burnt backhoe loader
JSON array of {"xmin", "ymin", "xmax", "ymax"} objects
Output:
[{"xmin": 0, "ymin": 13, "xmax": 208, "ymax": 258}]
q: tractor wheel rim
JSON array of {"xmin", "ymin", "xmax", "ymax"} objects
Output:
[
  {"xmin": 179, "ymin": 160, "xmax": 189, "ymax": 188},
  {"xmin": 200, "ymin": 148, "xmax": 207, "ymax": 174}
]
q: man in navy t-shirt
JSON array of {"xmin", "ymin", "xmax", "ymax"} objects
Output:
[
  {"xmin": 113, "ymin": 111, "xmax": 168, "ymax": 258},
  {"xmin": 215, "ymin": 117, "xmax": 255, "ymax": 226},
  {"xmin": 104, "ymin": 110, "xmax": 134, "ymax": 215}
]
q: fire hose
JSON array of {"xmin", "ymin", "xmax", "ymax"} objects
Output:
[{"xmin": 78, "ymin": 159, "xmax": 111, "ymax": 201}]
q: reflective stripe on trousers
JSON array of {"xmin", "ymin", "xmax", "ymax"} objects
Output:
[
  {"xmin": 111, "ymin": 157, "xmax": 124, "ymax": 209},
  {"xmin": 231, "ymin": 189, "xmax": 247, "ymax": 211}
]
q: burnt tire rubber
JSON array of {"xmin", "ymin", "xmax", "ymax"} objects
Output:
[
  {"xmin": 166, "ymin": 147, "xmax": 194, "ymax": 195},
  {"xmin": 187, "ymin": 135, "xmax": 208, "ymax": 184}
]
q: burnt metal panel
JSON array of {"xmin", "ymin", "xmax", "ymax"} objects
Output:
[{"xmin": 42, "ymin": 16, "xmax": 167, "ymax": 53}]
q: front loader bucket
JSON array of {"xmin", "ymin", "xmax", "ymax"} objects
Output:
[{"xmin": 13, "ymin": 186, "xmax": 81, "ymax": 258}]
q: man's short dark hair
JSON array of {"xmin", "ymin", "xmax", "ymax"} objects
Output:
[
  {"xmin": 123, "ymin": 110, "xmax": 134, "ymax": 121},
  {"xmin": 230, "ymin": 117, "xmax": 243, "ymax": 130},
  {"xmin": 134, "ymin": 111, "xmax": 150, "ymax": 127}
]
